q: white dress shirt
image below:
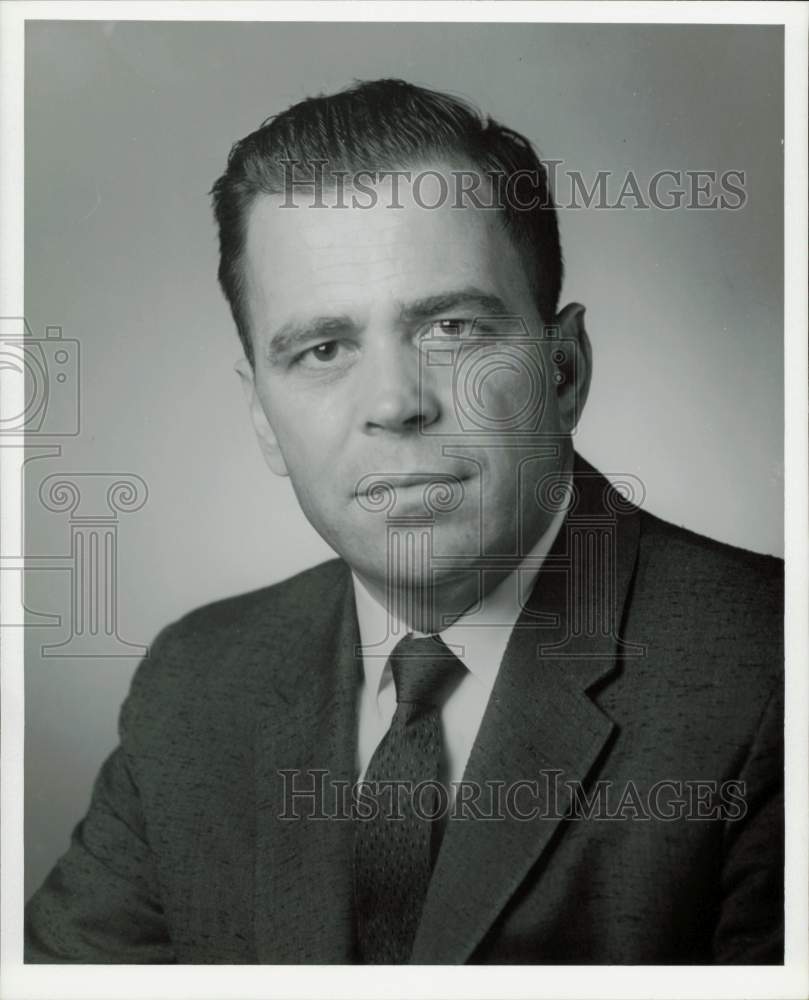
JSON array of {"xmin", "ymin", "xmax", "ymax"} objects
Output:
[{"xmin": 352, "ymin": 488, "xmax": 570, "ymax": 793}]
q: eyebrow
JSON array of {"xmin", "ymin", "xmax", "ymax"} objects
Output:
[
  {"xmin": 264, "ymin": 286, "xmax": 511, "ymax": 363},
  {"xmin": 399, "ymin": 287, "xmax": 510, "ymax": 325}
]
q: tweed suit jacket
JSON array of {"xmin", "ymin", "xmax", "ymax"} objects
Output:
[{"xmin": 25, "ymin": 456, "xmax": 784, "ymax": 964}]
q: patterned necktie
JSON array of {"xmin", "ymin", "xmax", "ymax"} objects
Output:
[{"xmin": 354, "ymin": 632, "xmax": 466, "ymax": 964}]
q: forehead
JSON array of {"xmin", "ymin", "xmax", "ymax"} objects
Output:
[{"xmin": 243, "ymin": 170, "xmax": 535, "ymax": 326}]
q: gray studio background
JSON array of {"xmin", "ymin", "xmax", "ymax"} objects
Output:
[{"xmin": 24, "ymin": 21, "xmax": 783, "ymax": 898}]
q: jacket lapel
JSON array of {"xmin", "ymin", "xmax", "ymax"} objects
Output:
[
  {"xmin": 254, "ymin": 574, "xmax": 361, "ymax": 963},
  {"xmin": 410, "ymin": 460, "xmax": 642, "ymax": 963}
]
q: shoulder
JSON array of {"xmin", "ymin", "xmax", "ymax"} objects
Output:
[
  {"xmin": 574, "ymin": 451, "xmax": 782, "ymax": 609},
  {"xmin": 573, "ymin": 452, "xmax": 783, "ymax": 627},
  {"xmin": 603, "ymin": 508, "xmax": 784, "ymax": 808},
  {"xmin": 635, "ymin": 508, "xmax": 782, "ymax": 606},
  {"xmin": 124, "ymin": 557, "xmax": 351, "ymax": 718},
  {"xmin": 157, "ymin": 556, "xmax": 351, "ymax": 652},
  {"xmin": 626, "ymin": 509, "xmax": 783, "ymax": 691}
]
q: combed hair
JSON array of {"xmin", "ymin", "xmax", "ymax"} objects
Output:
[{"xmin": 211, "ymin": 78, "xmax": 563, "ymax": 366}]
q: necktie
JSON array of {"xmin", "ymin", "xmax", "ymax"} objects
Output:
[{"xmin": 354, "ymin": 633, "xmax": 466, "ymax": 964}]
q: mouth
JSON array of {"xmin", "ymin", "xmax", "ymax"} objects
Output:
[
  {"xmin": 354, "ymin": 470, "xmax": 471, "ymax": 501},
  {"xmin": 395, "ymin": 472, "xmax": 468, "ymax": 488}
]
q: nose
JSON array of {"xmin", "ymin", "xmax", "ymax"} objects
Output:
[{"xmin": 362, "ymin": 337, "xmax": 441, "ymax": 434}]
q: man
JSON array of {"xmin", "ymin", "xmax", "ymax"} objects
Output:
[{"xmin": 25, "ymin": 79, "xmax": 783, "ymax": 964}]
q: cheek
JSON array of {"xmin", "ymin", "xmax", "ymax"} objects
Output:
[
  {"xmin": 456, "ymin": 347, "xmax": 550, "ymax": 429},
  {"xmin": 280, "ymin": 448, "xmax": 343, "ymax": 537},
  {"xmin": 276, "ymin": 431, "xmax": 337, "ymax": 506},
  {"xmin": 263, "ymin": 373, "xmax": 353, "ymax": 436},
  {"xmin": 261, "ymin": 390, "xmax": 349, "ymax": 502},
  {"xmin": 259, "ymin": 384, "xmax": 324, "ymax": 454}
]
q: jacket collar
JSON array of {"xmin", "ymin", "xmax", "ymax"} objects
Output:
[
  {"xmin": 410, "ymin": 455, "xmax": 643, "ymax": 962},
  {"xmin": 254, "ymin": 580, "xmax": 362, "ymax": 963}
]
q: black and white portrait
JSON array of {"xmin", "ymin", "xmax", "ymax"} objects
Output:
[{"xmin": 4, "ymin": 5, "xmax": 806, "ymax": 999}]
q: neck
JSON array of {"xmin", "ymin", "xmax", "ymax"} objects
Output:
[{"xmin": 354, "ymin": 566, "xmax": 511, "ymax": 635}]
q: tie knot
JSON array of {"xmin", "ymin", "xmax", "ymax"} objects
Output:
[{"xmin": 389, "ymin": 633, "xmax": 466, "ymax": 711}]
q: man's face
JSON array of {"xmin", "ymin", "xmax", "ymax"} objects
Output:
[{"xmin": 237, "ymin": 169, "xmax": 589, "ymax": 597}]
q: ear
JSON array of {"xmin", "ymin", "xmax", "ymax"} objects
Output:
[
  {"xmin": 234, "ymin": 357, "xmax": 289, "ymax": 477},
  {"xmin": 550, "ymin": 303, "xmax": 592, "ymax": 433}
]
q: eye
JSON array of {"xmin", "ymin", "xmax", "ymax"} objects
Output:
[
  {"xmin": 295, "ymin": 340, "xmax": 342, "ymax": 367},
  {"xmin": 432, "ymin": 318, "xmax": 472, "ymax": 337},
  {"xmin": 308, "ymin": 341, "xmax": 339, "ymax": 362},
  {"xmin": 290, "ymin": 338, "xmax": 360, "ymax": 376}
]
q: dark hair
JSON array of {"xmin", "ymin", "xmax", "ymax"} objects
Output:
[{"xmin": 211, "ymin": 78, "xmax": 563, "ymax": 367}]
